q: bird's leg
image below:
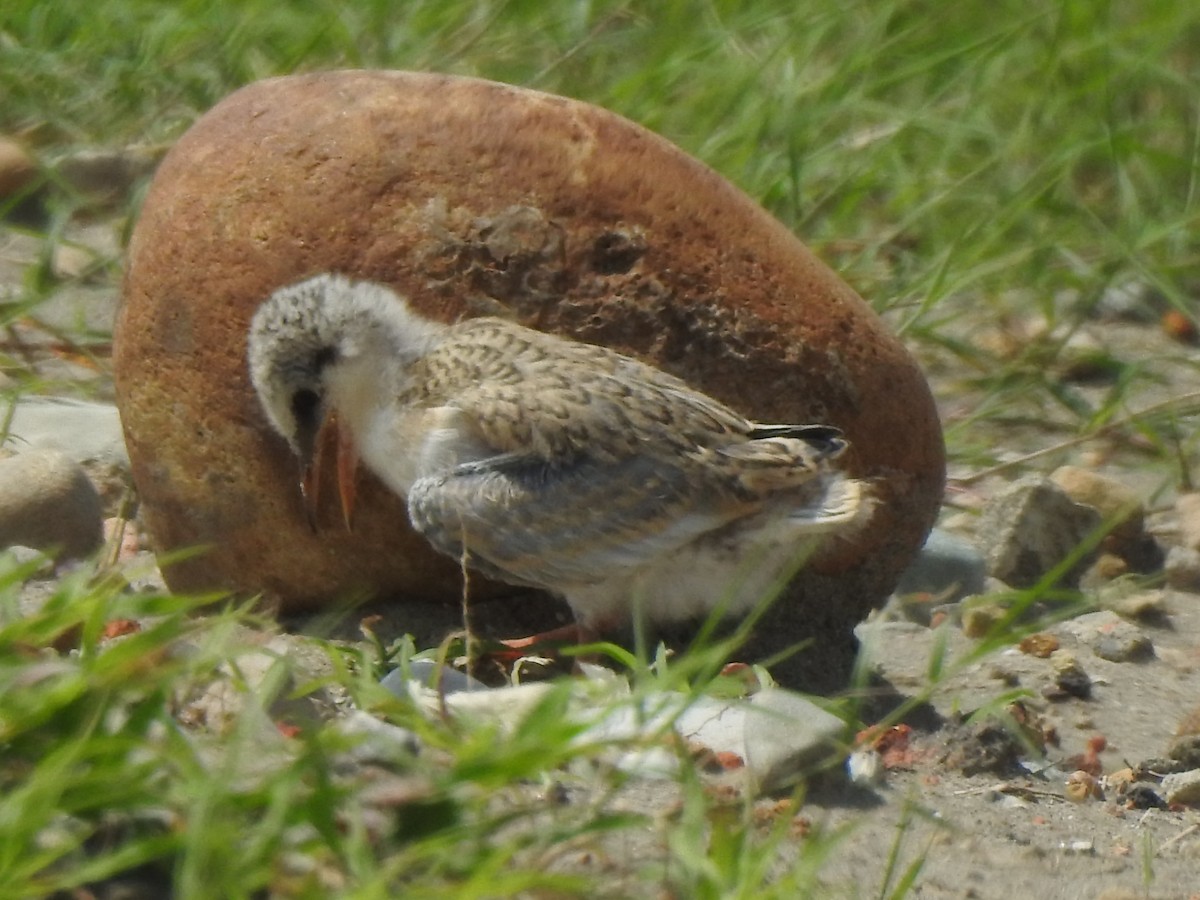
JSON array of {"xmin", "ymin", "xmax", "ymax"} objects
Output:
[
  {"xmin": 499, "ymin": 623, "xmax": 588, "ymax": 653},
  {"xmin": 484, "ymin": 622, "xmax": 607, "ymax": 664}
]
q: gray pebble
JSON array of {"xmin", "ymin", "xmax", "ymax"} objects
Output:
[
  {"xmin": 381, "ymin": 659, "xmax": 487, "ymax": 696},
  {"xmin": 0, "ymin": 450, "xmax": 102, "ymax": 558},
  {"xmin": 1092, "ymin": 632, "xmax": 1154, "ymax": 663},
  {"xmin": 1061, "ymin": 610, "xmax": 1155, "ymax": 663},
  {"xmin": 978, "ymin": 477, "xmax": 1101, "ymax": 588},
  {"xmin": 4, "ymin": 398, "xmax": 130, "ymax": 513}
]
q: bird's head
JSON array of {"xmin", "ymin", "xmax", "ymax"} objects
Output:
[{"xmin": 247, "ymin": 273, "xmax": 444, "ymax": 527}]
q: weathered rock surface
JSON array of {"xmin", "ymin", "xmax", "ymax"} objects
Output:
[
  {"xmin": 978, "ymin": 476, "xmax": 1102, "ymax": 588},
  {"xmin": 114, "ymin": 71, "xmax": 944, "ymax": 678}
]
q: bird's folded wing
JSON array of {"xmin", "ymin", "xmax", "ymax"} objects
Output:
[
  {"xmin": 406, "ymin": 453, "xmax": 737, "ymax": 589},
  {"xmin": 438, "ymin": 366, "xmax": 752, "ymax": 463}
]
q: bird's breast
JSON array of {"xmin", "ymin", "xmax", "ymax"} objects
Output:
[{"xmin": 358, "ymin": 405, "xmax": 494, "ymax": 497}]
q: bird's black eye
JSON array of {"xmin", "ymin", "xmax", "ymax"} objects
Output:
[{"xmin": 291, "ymin": 388, "xmax": 321, "ymax": 426}]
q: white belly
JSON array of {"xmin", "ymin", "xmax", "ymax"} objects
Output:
[{"xmin": 564, "ymin": 520, "xmax": 826, "ymax": 629}]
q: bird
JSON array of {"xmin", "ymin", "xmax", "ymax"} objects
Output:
[{"xmin": 247, "ymin": 273, "xmax": 870, "ymax": 648}]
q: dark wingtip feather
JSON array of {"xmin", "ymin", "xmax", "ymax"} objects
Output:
[{"xmin": 748, "ymin": 423, "xmax": 845, "ymax": 455}]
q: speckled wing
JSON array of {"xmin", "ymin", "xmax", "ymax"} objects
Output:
[
  {"xmin": 406, "ymin": 318, "xmax": 758, "ymax": 462},
  {"xmin": 406, "ymin": 450, "xmax": 740, "ymax": 589},
  {"xmin": 401, "ymin": 320, "xmax": 849, "ymax": 589}
]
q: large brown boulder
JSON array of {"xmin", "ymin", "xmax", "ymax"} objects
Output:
[{"xmin": 114, "ymin": 71, "xmax": 944, "ymax": 679}]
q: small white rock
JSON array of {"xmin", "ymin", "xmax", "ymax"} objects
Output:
[
  {"xmin": 742, "ymin": 689, "xmax": 847, "ymax": 794},
  {"xmin": 846, "ymin": 748, "xmax": 885, "ymax": 786}
]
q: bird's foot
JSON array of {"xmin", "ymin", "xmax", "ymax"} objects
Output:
[{"xmin": 491, "ymin": 623, "xmax": 592, "ymax": 660}]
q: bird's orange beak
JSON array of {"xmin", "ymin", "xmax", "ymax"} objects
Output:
[{"xmin": 299, "ymin": 411, "xmax": 358, "ymax": 531}]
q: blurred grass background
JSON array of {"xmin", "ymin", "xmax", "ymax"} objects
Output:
[{"xmin": 3, "ymin": 0, "xmax": 1196, "ymax": 321}]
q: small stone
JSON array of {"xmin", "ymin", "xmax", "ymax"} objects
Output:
[
  {"xmin": 1123, "ymin": 784, "xmax": 1167, "ymax": 810},
  {"xmin": 0, "ymin": 450, "xmax": 102, "ymax": 559},
  {"xmin": 181, "ymin": 636, "xmax": 325, "ymax": 734},
  {"xmin": 51, "ymin": 244, "xmax": 98, "ymax": 281},
  {"xmin": 1057, "ymin": 838, "xmax": 1095, "ymax": 854},
  {"xmin": 102, "ymin": 517, "xmax": 140, "ymax": 562},
  {"xmin": 1093, "ymin": 632, "xmax": 1154, "ymax": 663},
  {"xmin": 1050, "ymin": 466, "xmax": 1144, "ymax": 542},
  {"xmin": 989, "ymin": 665, "xmax": 1020, "ymax": 687},
  {"xmin": 1018, "ymin": 633, "xmax": 1059, "ymax": 658},
  {"xmin": 1159, "ymin": 768, "xmax": 1200, "ymax": 806},
  {"xmin": 893, "ymin": 528, "xmax": 987, "ymax": 603},
  {"xmin": 979, "ymin": 477, "xmax": 1101, "ymax": 588},
  {"xmin": 579, "ymin": 689, "xmax": 844, "ymax": 787},
  {"xmin": 380, "ymin": 659, "xmax": 487, "ymax": 697},
  {"xmin": 1103, "ymin": 767, "xmax": 1135, "ymax": 795},
  {"xmin": 742, "ymin": 689, "xmax": 847, "ymax": 794},
  {"xmin": 5, "ymin": 398, "xmax": 130, "ymax": 514},
  {"xmin": 1102, "ymin": 589, "xmax": 1169, "ymax": 622},
  {"xmin": 846, "ymin": 748, "xmax": 885, "ymax": 786},
  {"xmin": 1133, "ymin": 757, "xmax": 1192, "ymax": 779},
  {"xmin": 1176, "ymin": 493, "xmax": 1200, "ymax": 553},
  {"xmin": 1049, "ymin": 649, "xmax": 1091, "ymax": 699},
  {"xmin": 1164, "ymin": 545, "xmax": 1200, "ymax": 593},
  {"xmin": 1055, "ymin": 330, "xmax": 1123, "ymax": 383},
  {"xmin": 1064, "ymin": 770, "xmax": 1102, "ymax": 803},
  {"xmin": 941, "ymin": 717, "xmax": 1028, "ymax": 776},
  {"xmin": 961, "ymin": 602, "xmax": 1006, "ymax": 638},
  {"xmin": 5, "ymin": 545, "xmax": 55, "ymax": 575},
  {"xmin": 1163, "ymin": 310, "xmax": 1199, "ymax": 344},
  {"xmin": 1061, "ymin": 610, "xmax": 1153, "ymax": 664}
]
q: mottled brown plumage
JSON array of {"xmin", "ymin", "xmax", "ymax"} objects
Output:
[{"xmin": 248, "ymin": 274, "xmax": 869, "ymax": 634}]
